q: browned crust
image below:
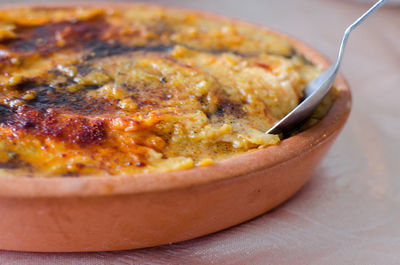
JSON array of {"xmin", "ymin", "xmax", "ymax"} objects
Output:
[{"xmin": 0, "ymin": 3, "xmax": 351, "ymax": 198}]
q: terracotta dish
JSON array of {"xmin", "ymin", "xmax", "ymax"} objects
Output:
[{"xmin": 0, "ymin": 4, "xmax": 351, "ymax": 252}]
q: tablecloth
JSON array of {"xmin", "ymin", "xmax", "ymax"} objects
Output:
[{"xmin": 0, "ymin": 0, "xmax": 399, "ymax": 264}]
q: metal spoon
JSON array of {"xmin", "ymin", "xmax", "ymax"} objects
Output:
[{"xmin": 267, "ymin": 0, "xmax": 386, "ymax": 135}]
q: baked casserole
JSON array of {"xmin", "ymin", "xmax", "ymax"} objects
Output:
[{"xmin": 0, "ymin": 6, "xmax": 326, "ymax": 177}]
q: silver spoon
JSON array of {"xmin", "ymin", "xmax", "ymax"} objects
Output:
[{"xmin": 267, "ymin": 0, "xmax": 386, "ymax": 135}]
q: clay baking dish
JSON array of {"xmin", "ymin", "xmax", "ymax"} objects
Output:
[{"xmin": 0, "ymin": 3, "xmax": 351, "ymax": 252}]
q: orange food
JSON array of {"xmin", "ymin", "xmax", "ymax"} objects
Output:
[{"xmin": 0, "ymin": 6, "xmax": 321, "ymax": 177}]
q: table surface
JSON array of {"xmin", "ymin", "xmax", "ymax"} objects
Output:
[{"xmin": 0, "ymin": 0, "xmax": 399, "ymax": 264}]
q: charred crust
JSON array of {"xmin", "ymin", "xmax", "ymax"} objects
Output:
[
  {"xmin": 14, "ymin": 77, "xmax": 42, "ymax": 91},
  {"xmin": 82, "ymin": 84, "xmax": 102, "ymax": 90},
  {"xmin": 65, "ymin": 118, "xmax": 106, "ymax": 146},
  {"xmin": 215, "ymin": 97, "xmax": 244, "ymax": 117},
  {"xmin": 1, "ymin": 18, "xmax": 109, "ymax": 57},
  {"xmin": 0, "ymin": 153, "xmax": 31, "ymax": 170},
  {"xmin": 28, "ymin": 87, "xmax": 115, "ymax": 115},
  {"xmin": 82, "ymin": 41, "xmax": 174, "ymax": 60},
  {"xmin": 74, "ymin": 63, "xmax": 93, "ymax": 76},
  {"xmin": 0, "ymin": 105, "xmax": 13, "ymax": 124},
  {"xmin": 12, "ymin": 79, "xmax": 117, "ymax": 115},
  {"xmin": 7, "ymin": 106, "xmax": 107, "ymax": 146},
  {"xmin": 82, "ymin": 40, "xmax": 133, "ymax": 60},
  {"xmin": 0, "ymin": 161, "xmax": 19, "ymax": 169},
  {"xmin": 1, "ymin": 86, "xmax": 110, "ymax": 145}
]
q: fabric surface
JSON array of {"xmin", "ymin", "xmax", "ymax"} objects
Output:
[{"xmin": 0, "ymin": 0, "xmax": 399, "ymax": 264}]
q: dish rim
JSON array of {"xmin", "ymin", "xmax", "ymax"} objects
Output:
[{"xmin": 0, "ymin": 2, "xmax": 352, "ymax": 198}]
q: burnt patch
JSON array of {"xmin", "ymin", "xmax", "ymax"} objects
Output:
[
  {"xmin": 1, "ymin": 75, "xmax": 117, "ymax": 144},
  {"xmin": 0, "ymin": 105, "xmax": 14, "ymax": 124},
  {"xmin": 74, "ymin": 63, "xmax": 93, "ymax": 76},
  {"xmin": 0, "ymin": 160, "xmax": 20, "ymax": 169},
  {"xmin": 215, "ymin": 98, "xmax": 244, "ymax": 117},
  {"xmin": 2, "ymin": 18, "xmax": 109, "ymax": 57},
  {"xmin": 8, "ymin": 106, "xmax": 107, "ymax": 146},
  {"xmin": 83, "ymin": 41, "xmax": 174, "ymax": 60},
  {"xmin": 83, "ymin": 40, "xmax": 132, "ymax": 60},
  {"xmin": 122, "ymin": 81, "xmax": 174, "ymax": 110},
  {"xmin": 14, "ymin": 77, "xmax": 41, "ymax": 91},
  {"xmin": 82, "ymin": 84, "xmax": 102, "ymax": 90},
  {"xmin": 0, "ymin": 153, "xmax": 31, "ymax": 170},
  {"xmin": 59, "ymin": 117, "xmax": 107, "ymax": 146},
  {"xmin": 29, "ymin": 89, "xmax": 116, "ymax": 115},
  {"xmin": 12, "ymin": 79, "xmax": 116, "ymax": 115}
]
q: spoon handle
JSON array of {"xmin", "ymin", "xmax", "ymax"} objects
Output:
[
  {"xmin": 305, "ymin": 0, "xmax": 387, "ymax": 97},
  {"xmin": 334, "ymin": 0, "xmax": 387, "ymax": 71}
]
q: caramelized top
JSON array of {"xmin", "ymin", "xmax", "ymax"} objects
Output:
[{"xmin": 0, "ymin": 6, "xmax": 321, "ymax": 177}]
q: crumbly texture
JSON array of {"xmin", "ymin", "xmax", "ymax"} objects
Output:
[{"xmin": 0, "ymin": 6, "xmax": 322, "ymax": 177}]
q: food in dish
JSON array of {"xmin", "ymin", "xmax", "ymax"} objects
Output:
[{"xmin": 0, "ymin": 6, "xmax": 323, "ymax": 176}]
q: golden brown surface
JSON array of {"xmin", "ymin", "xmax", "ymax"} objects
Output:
[{"xmin": 0, "ymin": 5, "xmax": 321, "ymax": 177}]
